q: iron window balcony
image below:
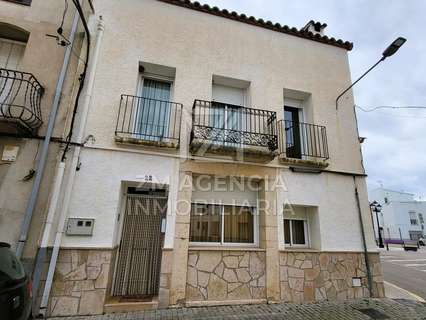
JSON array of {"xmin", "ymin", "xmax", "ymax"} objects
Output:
[
  {"xmin": 0, "ymin": 68, "xmax": 44, "ymax": 135},
  {"xmin": 115, "ymin": 94, "xmax": 183, "ymax": 148},
  {"xmin": 278, "ymin": 119, "xmax": 329, "ymax": 165},
  {"xmin": 190, "ymin": 100, "xmax": 278, "ymax": 161}
]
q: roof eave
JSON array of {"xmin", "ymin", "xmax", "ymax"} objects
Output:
[{"xmin": 157, "ymin": 0, "xmax": 353, "ymax": 51}]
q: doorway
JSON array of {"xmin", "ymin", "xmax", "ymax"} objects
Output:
[
  {"xmin": 112, "ymin": 188, "xmax": 167, "ymax": 298},
  {"xmin": 284, "ymin": 106, "xmax": 302, "ymax": 159}
]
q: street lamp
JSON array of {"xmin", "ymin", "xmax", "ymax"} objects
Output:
[
  {"xmin": 370, "ymin": 201, "xmax": 384, "ymax": 248},
  {"xmin": 335, "ymin": 37, "xmax": 407, "ymax": 109}
]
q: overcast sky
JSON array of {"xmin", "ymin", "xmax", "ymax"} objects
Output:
[{"xmin": 202, "ymin": 0, "xmax": 426, "ymax": 200}]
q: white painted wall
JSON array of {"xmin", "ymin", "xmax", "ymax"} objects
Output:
[
  {"xmin": 370, "ymin": 188, "xmax": 414, "ymax": 204},
  {"xmin": 277, "ymin": 170, "xmax": 376, "ymax": 251},
  {"xmin": 370, "ymin": 188, "xmax": 425, "ymax": 240},
  {"xmin": 379, "ymin": 202, "xmax": 424, "ymax": 240},
  {"xmin": 87, "ymin": 0, "xmax": 362, "ymax": 173},
  {"xmin": 61, "ymin": 147, "xmax": 179, "ymax": 248},
  {"xmin": 57, "ymin": 0, "xmax": 374, "ymax": 253}
]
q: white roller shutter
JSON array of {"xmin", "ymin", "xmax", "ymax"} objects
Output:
[
  {"xmin": 192, "ymin": 175, "xmax": 258, "ymax": 207},
  {"xmin": 212, "ymin": 84, "xmax": 245, "ymax": 106}
]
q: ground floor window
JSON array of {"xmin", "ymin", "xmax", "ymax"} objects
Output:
[
  {"xmin": 284, "ymin": 219, "xmax": 309, "ymax": 247},
  {"xmin": 190, "ymin": 203, "xmax": 255, "ymax": 244}
]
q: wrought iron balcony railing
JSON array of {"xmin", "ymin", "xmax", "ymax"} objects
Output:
[
  {"xmin": 115, "ymin": 95, "xmax": 183, "ymax": 148},
  {"xmin": 0, "ymin": 68, "xmax": 44, "ymax": 134},
  {"xmin": 191, "ymin": 100, "xmax": 278, "ymax": 151},
  {"xmin": 278, "ymin": 120, "xmax": 329, "ymax": 160}
]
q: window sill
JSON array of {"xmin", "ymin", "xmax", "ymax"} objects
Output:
[
  {"xmin": 279, "ymin": 155, "xmax": 329, "ymax": 169},
  {"xmin": 189, "ymin": 246, "xmax": 265, "ymax": 252},
  {"xmin": 280, "ymin": 247, "xmax": 319, "ymax": 253},
  {"xmin": 115, "ymin": 135, "xmax": 179, "ymax": 149}
]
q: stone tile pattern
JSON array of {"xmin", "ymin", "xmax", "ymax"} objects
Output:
[
  {"xmin": 48, "ymin": 298, "xmax": 426, "ymax": 320},
  {"xmin": 186, "ymin": 250, "xmax": 266, "ymax": 302},
  {"xmin": 158, "ymin": 249, "xmax": 173, "ymax": 308},
  {"xmin": 48, "ymin": 249, "xmax": 112, "ymax": 317},
  {"xmin": 279, "ymin": 251, "xmax": 385, "ymax": 303}
]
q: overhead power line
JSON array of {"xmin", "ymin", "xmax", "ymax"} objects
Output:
[{"xmin": 355, "ymin": 105, "xmax": 426, "ymax": 112}]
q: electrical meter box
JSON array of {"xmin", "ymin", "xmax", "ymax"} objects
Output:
[
  {"xmin": 2, "ymin": 145, "xmax": 19, "ymax": 162},
  {"xmin": 66, "ymin": 218, "xmax": 94, "ymax": 236}
]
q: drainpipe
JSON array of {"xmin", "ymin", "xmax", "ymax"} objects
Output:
[
  {"xmin": 29, "ymin": 13, "xmax": 81, "ymax": 309},
  {"xmin": 15, "ymin": 7, "xmax": 81, "ymax": 260},
  {"xmin": 38, "ymin": 17, "xmax": 104, "ymax": 317},
  {"xmin": 353, "ymin": 176, "xmax": 373, "ymax": 296}
]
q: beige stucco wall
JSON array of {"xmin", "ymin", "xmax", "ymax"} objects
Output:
[
  {"xmin": 86, "ymin": 0, "xmax": 362, "ymax": 173},
  {"xmin": 0, "ymin": 0, "xmax": 88, "ymax": 258}
]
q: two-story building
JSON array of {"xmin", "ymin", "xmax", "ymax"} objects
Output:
[
  {"xmin": 370, "ymin": 187, "xmax": 425, "ymax": 242},
  {"xmin": 1, "ymin": 0, "xmax": 384, "ymax": 317}
]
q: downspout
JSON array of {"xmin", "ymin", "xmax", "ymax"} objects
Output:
[
  {"xmin": 29, "ymin": 13, "xmax": 81, "ymax": 310},
  {"xmin": 353, "ymin": 176, "xmax": 373, "ymax": 296},
  {"xmin": 15, "ymin": 6, "xmax": 80, "ymax": 259},
  {"xmin": 38, "ymin": 17, "xmax": 105, "ymax": 317}
]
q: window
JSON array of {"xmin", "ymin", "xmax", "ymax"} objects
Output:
[
  {"xmin": 0, "ymin": 246, "xmax": 26, "ymax": 287},
  {"xmin": 419, "ymin": 213, "xmax": 424, "ymax": 224},
  {"xmin": 410, "ymin": 219, "xmax": 418, "ymax": 226},
  {"xmin": 384, "ymin": 197, "xmax": 389, "ymax": 204},
  {"xmin": 190, "ymin": 203, "xmax": 255, "ymax": 244},
  {"xmin": 189, "ymin": 203, "xmax": 221, "ymax": 243},
  {"xmin": 135, "ymin": 77, "xmax": 172, "ymax": 140},
  {"xmin": 409, "ymin": 211, "xmax": 418, "ymax": 226},
  {"xmin": 211, "ymin": 82, "xmax": 247, "ymax": 147},
  {"xmin": 1, "ymin": 38, "xmax": 26, "ymax": 112},
  {"xmin": 0, "ymin": 38, "xmax": 25, "ymax": 69},
  {"xmin": 284, "ymin": 219, "xmax": 309, "ymax": 247}
]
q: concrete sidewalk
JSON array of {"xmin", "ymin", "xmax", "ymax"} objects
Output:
[
  {"xmin": 384, "ymin": 281, "xmax": 426, "ymax": 302},
  {"xmin": 49, "ymin": 298, "xmax": 426, "ymax": 320}
]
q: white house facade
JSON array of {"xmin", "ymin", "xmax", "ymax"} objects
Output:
[
  {"xmin": 370, "ymin": 188, "xmax": 425, "ymax": 242},
  {"xmin": 1, "ymin": 0, "xmax": 384, "ymax": 317}
]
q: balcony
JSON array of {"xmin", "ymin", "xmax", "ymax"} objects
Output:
[
  {"xmin": 0, "ymin": 68, "xmax": 44, "ymax": 135},
  {"xmin": 278, "ymin": 120, "xmax": 329, "ymax": 168},
  {"xmin": 190, "ymin": 100, "xmax": 278, "ymax": 162},
  {"xmin": 115, "ymin": 95, "xmax": 183, "ymax": 148}
]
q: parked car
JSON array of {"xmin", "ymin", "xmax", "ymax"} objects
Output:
[
  {"xmin": 0, "ymin": 242, "xmax": 32, "ymax": 320},
  {"xmin": 419, "ymin": 237, "xmax": 425, "ymax": 246}
]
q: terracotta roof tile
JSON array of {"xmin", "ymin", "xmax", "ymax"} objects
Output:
[{"xmin": 157, "ymin": 0, "xmax": 353, "ymax": 51}]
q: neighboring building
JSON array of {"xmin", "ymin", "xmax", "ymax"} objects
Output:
[
  {"xmin": 370, "ymin": 188, "xmax": 425, "ymax": 241},
  {"xmin": 0, "ymin": 0, "xmax": 92, "ymax": 261},
  {"xmin": 1, "ymin": 0, "xmax": 384, "ymax": 317}
]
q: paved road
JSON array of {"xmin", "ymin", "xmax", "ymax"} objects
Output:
[
  {"xmin": 49, "ymin": 299, "xmax": 426, "ymax": 320},
  {"xmin": 380, "ymin": 246, "xmax": 426, "ymax": 300}
]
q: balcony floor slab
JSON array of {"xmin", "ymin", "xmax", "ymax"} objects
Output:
[{"xmin": 190, "ymin": 139, "xmax": 276, "ymax": 163}]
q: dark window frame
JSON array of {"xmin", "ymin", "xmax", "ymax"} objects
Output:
[{"xmin": 284, "ymin": 218, "xmax": 309, "ymax": 247}]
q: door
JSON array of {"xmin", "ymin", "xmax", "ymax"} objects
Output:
[
  {"xmin": 212, "ymin": 84, "xmax": 245, "ymax": 145},
  {"xmin": 135, "ymin": 78, "xmax": 171, "ymax": 141},
  {"xmin": 284, "ymin": 106, "xmax": 302, "ymax": 158},
  {"xmin": 112, "ymin": 191, "xmax": 167, "ymax": 297}
]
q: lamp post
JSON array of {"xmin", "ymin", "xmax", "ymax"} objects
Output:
[
  {"xmin": 370, "ymin": 201, "xmax": 384, "ymax": 248},
  {"xmin": 335, "ymin": 37, "xmax": 406, "ymax": 109}
]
